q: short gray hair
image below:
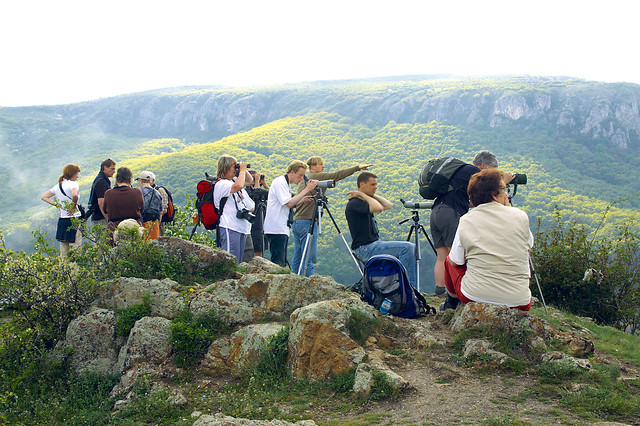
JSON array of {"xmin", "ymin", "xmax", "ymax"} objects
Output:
[{"xmin": 473, "ymin": 150, "xmax": 498, "ymax": 168}]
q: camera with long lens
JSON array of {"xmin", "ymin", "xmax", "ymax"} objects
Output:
[
  {"xmin": 509, "ymin": 173, "xmax": 527, "ymax": 185},
  {"xmin": 400, "ymin": 198, "xmax": 433, "ymax": 209},
  {"xmin": 316, "ymin": 180, "xmax": 335, "ymax": 189},
  {"xmin": 236, "ymin": 208, "xmax": 256, "ymax": 223}
]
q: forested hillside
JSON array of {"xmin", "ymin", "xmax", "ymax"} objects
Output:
[{"xmin": 1, "ymin": 77, "xmax": 639, "ymax": 289}]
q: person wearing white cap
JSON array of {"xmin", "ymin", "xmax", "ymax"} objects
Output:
[{"xmin": 136, "ymin": 171, "xmax": 163, "ymax": 240}]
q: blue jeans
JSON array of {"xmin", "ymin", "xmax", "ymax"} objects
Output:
[
  {"xmin": 291, "ymin": 219, "xmax": 318, "ymax": 276},
  {"xmin": 355, "ymin": 240, "xmax": 417, "ymax": 288}
]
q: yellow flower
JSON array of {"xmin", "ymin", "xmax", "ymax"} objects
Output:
[{"xmin": 189, "ymin": 288, "xmax": 194, "ymax": 292}]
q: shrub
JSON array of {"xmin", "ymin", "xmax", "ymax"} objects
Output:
[
  {"xmin": 531, "ymin": 208, "xmax": 635, "ymax": 325},
  {"xmin": 71, "ymin": 221, "xmax": 228, "ymax": 285},
  {"xmin": 169, "ymin": 309, "xmax": 228, "ymax": 368},
  {"xmin": 0, "ymin": 230, "xmax": 102, "ymax": 353},
  {"xmin": 369, "ymin": 370, "xmax": 401, "ymax": 401},
  {"xmin": 249, "ymin": 327, "xmax": 291, "ymax": 384},
  {"xmin": 115, "ymin": 294, "xmax": 153, "ymax": 337}
]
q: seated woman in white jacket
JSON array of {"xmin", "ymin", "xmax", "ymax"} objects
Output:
[{"xmin": 440, "ymin": 168, "xmax": 534, "ymax": 312}]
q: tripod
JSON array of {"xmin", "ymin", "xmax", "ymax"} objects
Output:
[
  {"xmin": 508, "ymin": 185, "xmax": 548, "ymax": 314},
  {"xmin": 398, "ymin": 199, "xmax": 437, "ymax": 293},
  {"xmin": 298, "ymin": 192, "xmax": 363, "ymax": 277}
]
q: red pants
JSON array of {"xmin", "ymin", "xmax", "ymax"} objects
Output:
[{"xmin": 444, "ymin": 256, "xmax": 532, "ymax": 311}]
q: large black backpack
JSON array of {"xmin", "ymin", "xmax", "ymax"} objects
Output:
[
  {"xmin": 360, "ymin": 255, "xmax": 435, "ymax": 318},
  {"xmin": 418, "ymin": 157, "xmax": 467, "ymax": 200}
]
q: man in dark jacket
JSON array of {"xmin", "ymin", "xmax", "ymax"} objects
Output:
[{"xmin": 88, "ymin": 158, "xmax": 116, "ymax": 227}]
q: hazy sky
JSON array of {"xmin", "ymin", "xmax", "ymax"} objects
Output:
[{"xmin": 1, "ymin": 0, "xmax": 637, "ymax": 107}]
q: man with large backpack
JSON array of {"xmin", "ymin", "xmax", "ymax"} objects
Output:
[
  {"xmin": 87, "ymin": 159, "xmax": 116, "ymax": 227},
  {"xmin": 428, "ymin": 151, "xmax": 513, "ymax": 298}
]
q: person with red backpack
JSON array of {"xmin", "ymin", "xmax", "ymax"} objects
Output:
[{"xmin": 213, "ymin": 155, "xmax": 255, "ymax": 264}]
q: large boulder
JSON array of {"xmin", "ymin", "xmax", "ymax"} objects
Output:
[
  {"xmin": 201, "ymin": 323, "xmax": 286, "ymax": 375},
  {"xmin": 117, "ymin": 316, "xmax": 173, "ymax": 373},
  {"xmin": 95, "ymin": 277, "xmax": 185, "ymax": 319},
  {"xmin": 154, "ymin": 236, "xmax": 237, "ymax": 278},
  {"xmin": 450, "ymin": 303, "xmax": 595, "ymax": 357},
  {"xmin": 63, "ymin": 308, "xmax": 120, "ymax": 374},
  {"xmin": 288, "ymin": 298, "xmax": 367, "ymax": 379},
  {"xmin": 191, "ymin": 273, "xmax": 350, "ymax": 326}
]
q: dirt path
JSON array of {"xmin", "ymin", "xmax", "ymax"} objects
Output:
[{"xmin": 313, "ymin": 314, "xmax": 589, "ymax": 425}]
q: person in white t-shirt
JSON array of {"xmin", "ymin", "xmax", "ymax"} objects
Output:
[
  {"xmin": 263, "ymin": 161, "xmax": 318, "ymax": 267},
  {"xmin": 41, "ymin": 163, "xmax": 83, "ymax": 258},
  {"xmin": 213, "ymin": 155, "xmax": 255, "ymax": 264},
  {"xmin": 440, "ymin": 168, "xmax": 534, "ymax": 312}
]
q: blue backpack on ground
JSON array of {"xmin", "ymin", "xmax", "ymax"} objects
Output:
[{"xmin": 360, "ymin": 255, "xmax": 435, "ymax": 318}]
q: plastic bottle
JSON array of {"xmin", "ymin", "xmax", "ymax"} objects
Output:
[{"xmin": 379, "ymin": 298, "xmax": 392, "ymax": 315}]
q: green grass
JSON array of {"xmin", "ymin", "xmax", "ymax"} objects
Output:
[
  {"xmin": 531, "ymin": 305, "xmax": 640, "ymax": 368},
  {"xmin": 0, "ymin": 366, "xmax": 119, "ymax": 425}
]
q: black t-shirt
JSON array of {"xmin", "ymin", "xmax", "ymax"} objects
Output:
[
  {"xmin": 345, "ymin": 197, "xmax": 379, "ymax": 249},
  {"xmin": 434, "ymin": 163, "xmax": 481, "ymax": 217},
  {"xmin": 90, "ymin": 174, "xmax": 111, "ymax": 220}
]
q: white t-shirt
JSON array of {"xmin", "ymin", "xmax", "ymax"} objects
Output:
[
  {"xmin": 263, "ymin": 175, "xmax": 293, "ymax": 235},
  {"xmin": 50, "ymin": 179, "xmax": 81, "ymax": 218},
  {"xmin": 213, "ymin": 178, "xmax": 255, "ymax": 235}
]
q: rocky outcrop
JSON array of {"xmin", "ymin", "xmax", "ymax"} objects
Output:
[
  {"xmin": 154, "ymin": 236, "xmax": 237, "ymax": 277},
  {"xmin": 287, "ymin": 298, "xmax": 367, "ymax": 379},
  {"xmin": 450, "ymin": 303, "xmax": 594, "ymax": 357},
  {"xmin": 94, "ymin": 277, "xmax": 185, "ymax": 319},
  {"xmin": 541, "ymin": 351, "xmax": 592, "ymax": 370},
  {"xmin": 117, "ymin": 316, "xmax": 173, "ymax": 373},
  {"xmin": 201, "ymin": 323, "xmax": 286, "ymax": 375},
  {"xmin": 353, "ymin": 348, "xmax": 410, "ymax": 393},
  {"xmin": 191, "ymin": 273, "xmax": 350, "ymax": 326},
  {"xmin": 462, "ymin": 338, "xmax": 509, "ymax": 364},
  {"xmin": 63, "ymin": 308, "xmax": 120, "ymax": 374}
]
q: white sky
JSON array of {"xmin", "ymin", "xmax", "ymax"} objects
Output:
[{"xmin": 1, "ymin": 0, "xmax": 638, "ymax": 107}]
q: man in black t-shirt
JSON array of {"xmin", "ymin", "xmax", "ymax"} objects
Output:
[
  {"xmin": 345, "ymin": 172, "xmax": 417, "ymax": 288},
  {"xmin": 88, "ymin": 159, "xmax": 116, "ymax": 226}
]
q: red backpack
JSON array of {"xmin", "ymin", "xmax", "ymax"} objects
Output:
[{"xmin": 189, "ymin": 174, "xmax": 227, "ymax": 239}]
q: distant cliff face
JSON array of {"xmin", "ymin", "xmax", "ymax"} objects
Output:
[{"xmin": 13, "ymin": 78, "xmax": 636, "ymax": 152}]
